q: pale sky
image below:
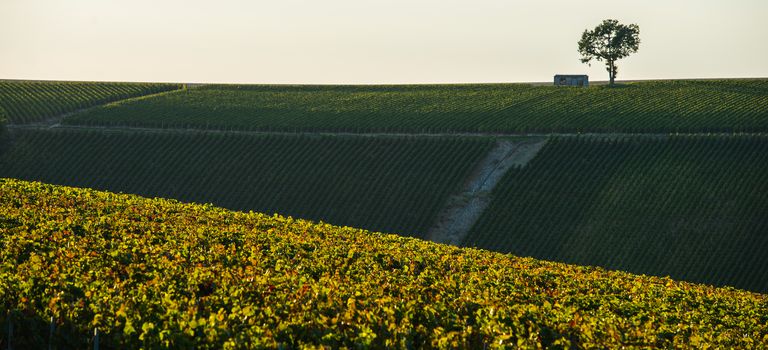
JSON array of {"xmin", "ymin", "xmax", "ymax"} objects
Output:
[{"xmin": 1, "ymin": 0, "xmax": 767, "ymax": 84}]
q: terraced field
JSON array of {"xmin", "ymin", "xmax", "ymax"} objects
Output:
[
  {"xmin": 0, "ymin": 80, "xmax": 181, "ymax": 124},
  {"xmin": 2, "ymin": 179, "xmax": 766, "ymax": 349},
  {"xmin": 465, "ymin": 136, "xmax": 768, "ymax": 293},
  {"xmin": 0, "ymin": 129, "xmax": 491, "ymax": 236},
  {"xmin": 62, "ymin": 80, "xmax": 768, "ymax": 133}
]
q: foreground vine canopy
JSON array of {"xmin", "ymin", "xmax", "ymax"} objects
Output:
[{"xmin": 0, "ymin": 179, "xmax": 766, "ymax": 349}]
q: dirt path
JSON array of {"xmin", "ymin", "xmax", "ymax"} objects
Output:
[{"xmin": 425, "ymin": 139, "xmax": 548, "ymax": 245}]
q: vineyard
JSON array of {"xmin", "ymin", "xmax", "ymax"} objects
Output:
[
  {"xmin": 0, "ymin": 107, "xmax": 6, "ymax": 136},
  {"xmin": 1, "ymin": 78, "xmax": 768, "ymax": 348},
  {"xmin": 0, "ymin": 129, "xmax": 492, "ymax": 236},
  {"xmin": 0, "ymin": 80, "xmax": 181, "ymax": 124},
  {"xmin": 2, "ymin": 129, "xmax": 768, "ymax": 293},
  {"xmin": 1, "ymin": 179, "xmax": 766, "ymax": 348},
  {"xmin": 465, "ymin": 135, "xmax": 768, "ymax": 293},
  {"xmin": 61, "ymin": 79, "xmax": 768, "ymax": 133}
]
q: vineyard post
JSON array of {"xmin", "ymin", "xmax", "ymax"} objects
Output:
[{"xmin": 92, "ymin": 328, "xmax": 98, "ymax": 350}]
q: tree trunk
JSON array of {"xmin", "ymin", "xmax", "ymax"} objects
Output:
[{"xmin": 609, "ymin": 60, "xmax": 615, "ymax": 85}]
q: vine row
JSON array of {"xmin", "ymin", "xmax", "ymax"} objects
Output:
[
  {"xmin": 63, "ymin": 79, "xmax": 768, "ymax": 133},
  {"xmin": 0, "ymin": 129, "xmax": 492, "ymax": 237},
  {"xmin": 465, "ymin": 135, "xmax": 768, "ymax": 292},
  {"xmin": 0, "ymin": 80, "xmax": 181, "ymax": 124}
]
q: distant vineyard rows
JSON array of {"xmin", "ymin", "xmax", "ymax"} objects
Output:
[
  {"xmin": 1, "ymin": 179, "xmax": 766, "ymax": 348},
  {"xmin": 0, "ymin": 106, "xmax": 6, "ymax": 133},
  {"xmin": 0, "ymin": 81, "xmax": 181, "ymax": 124},
  {"xmin": 465, "ymin": 135, "xmax": 768, "ymax": 293},
  {"xmin": 63, "ymin": 80, "xmax": 768, "ymax": 133},
  {"xmin": 0, "ymin": 130, "xmax": 492, "ymax": 236}
]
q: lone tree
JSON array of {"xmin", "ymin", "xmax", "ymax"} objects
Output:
[{"xmin": 578, "ymin": 19, "xmax": 640, "ymax": 85}]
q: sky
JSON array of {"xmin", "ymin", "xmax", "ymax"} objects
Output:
[{"xmin": 1, "ymin": 0, "xmax": 767, "ymax": 84}]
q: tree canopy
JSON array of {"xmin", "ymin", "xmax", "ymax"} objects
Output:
[{"xmin": 578, "ymin": 19, "xmax": 640, "ymax": 85}]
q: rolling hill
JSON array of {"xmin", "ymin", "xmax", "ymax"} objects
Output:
[
  {"xmin": 61, "ymin": 79, "xmax": 768, "ymax": 133},
  {"xmin": 0, "ymin": 80, "xmax": 181, "ymax": 124},
  {"xmin": 1, "ymin": 179, "xmax": 766, "ymax": 349},
  {"xmin": 465, "ymin": 135, "xmax": 768, "ymax": 292},
  {"xmin": 0, "ymin": 129, "xmax": 491, "ymax": 237},
  {"xmin": 1, "ymin": 78, "xmax": 767, "ymax": 297}
]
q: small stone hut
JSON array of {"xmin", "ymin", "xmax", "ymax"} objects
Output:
[{"xmin": 554, "ymin": 75, "xmax": 589, "ymax": 87}]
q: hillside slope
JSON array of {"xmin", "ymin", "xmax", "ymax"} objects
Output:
[
  {"xmin": 0, "ymin": 80, "xmax": 181, "ymax": 124},
  {"xmin": 62, "ymin": 79, "xmax": 768, "ymax": 133},
  {"xmin": 0, "ymin": 129, "xmax": 491, "ymax": 236},
  {"xmin": 465, "ymin": 135, "xmax": 768, "ymax": 293},
  {"xmin": 1, "ymin": 179, "xmax": 766, "ymax": 349}
]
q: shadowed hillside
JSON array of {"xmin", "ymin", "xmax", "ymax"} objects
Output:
[
  {"xmin": 466, "ymin": 135, "xmax": 768, "ymax": 293},
  {"xmin": 0, "ymin": 129, "xmax": 491, "ymax": 237}
]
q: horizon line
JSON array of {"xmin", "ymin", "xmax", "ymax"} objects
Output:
[{"xmin": 2, "ymin": 76, "xmax": 767, "ymax": 86}]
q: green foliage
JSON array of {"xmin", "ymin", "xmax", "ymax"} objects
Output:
[
  {"xmin": 0, "ymin": 80, "xmax": 181, "ymax": 124},
  {"xmin": 63, "ymin": 80, "xmax": 768, "ymax": 133},
  {"xmin": 0, "ymin": 179, "xmax": 766, "ymax": 349},
  {"xmin": 0, "ymin": 106, "xmax": 6, "ymax": 136},
  {"xmin": 578, "ymin": 19, "xmax": 641, "ymax": 84},
  {"xmin": 0, "ymin": 107, "xmax": 7, "ymax": 154},
  {"xmin": 0, "ymin": 130, "xmax": 492, "ymax": 237},
  {"xmin": 465, "ymin": 135, "xmax": 768, "ymax": 293}
]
